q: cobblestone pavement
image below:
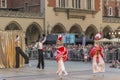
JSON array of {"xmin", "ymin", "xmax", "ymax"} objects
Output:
[{"xmin": 0, "ymin": 60, "xmax": 120, "ymax": 80}]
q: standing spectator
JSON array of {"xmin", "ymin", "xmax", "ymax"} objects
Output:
[
  {"xmin": 83, "ymin": 47, "xmax": 88, "ymax": 63},
  {"xmin": 35, "ymin": 34, "xmax": 46, "ymax": 70}
]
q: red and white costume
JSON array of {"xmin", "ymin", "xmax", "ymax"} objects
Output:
[
  {"xmin": 55, "ymin": 35, "xmax": 68, "ymax": 77},
  {"xmin": 90, "ymin": 33, "xmax": 105, "ymax": 73},
  {"xmin": 90, "ymin": 45, "xmax": 105, "ymax": 73},
  {"xmin": 56, "ymin": 46, "xmax": 68, "ymax": 62}
]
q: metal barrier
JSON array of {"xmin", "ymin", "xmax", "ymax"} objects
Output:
[
  {"xmin": 44, "ymin": 50, "xmax": 91, "ymax": 62},
  {"xmin": 26, "ymin": 48, "xmax": 120, "ymax": 63},
  {"xmin": 26, "ymin": 49, "xmax": 38, "ymax": 60},
  {"xmin": 106, "ymin": 49, "xmax": 120, "ymax": 63}
]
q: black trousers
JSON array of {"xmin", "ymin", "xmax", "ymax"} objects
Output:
[
  {"xmin": 15, "ymin": 47, "xmax": 29, "ymax": 68},
  {"xmin": 37, "ymin": 49, "xmax": 44, "ymax": 69}
]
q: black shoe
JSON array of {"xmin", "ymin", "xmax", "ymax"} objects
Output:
[
  {"xmin": 37, "ymin": 66, "xmax": 40, "ymax": 69},
  {"xmin": 15, "ymin": 66, "xmax": 19, "ymax": 68},
  {"xmin": 25, "ymin": 59, "xmax": 29, "ymax": 64}
]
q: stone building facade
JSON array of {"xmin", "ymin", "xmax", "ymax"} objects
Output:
[
  {"xmin": 102, "ymin": 0, "xmax": 120, "ymax": 38},
  {"xmin": 45, "ymin": 0, "xmax": 102, "ymax": 38},
  {"xmin": 0, "ymin": 0, "xmax": 120, "ymax": 44},
  {"xmin": 0, "ymin": 0, "xmax": 44, "ymax": 13}
]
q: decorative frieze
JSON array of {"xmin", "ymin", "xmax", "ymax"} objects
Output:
[
  {"xmin": 103, "ymin": 17, "xmax": 120, "ymax": 23},
  {"xmin": 0, "ymin": 10, "xmax": 43, "ymax": 18},
  {"xmin": 54, "ymin": 7, "xmax": 97, "ymax": 19}
]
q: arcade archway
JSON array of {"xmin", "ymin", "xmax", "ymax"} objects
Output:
[
  {"xmin": 26, "ymin": 22, "xmax": 42, "ymax": 45},
  {"xmin": 5, "ymin": 21, "xmax": 22, "ymax": 30},
  {"xmin": 51, "ymin": 23, "xmax": 66, "ymax": 33},
  {"xmin": 103, "ymin": 26, "xmax": 112, "ymax": 39},
  {"xmin": 85, "ymin": 25, "xmax": 98, "ymax": 39},
  {"xmin": 69, "ymin": 24, "xmax": 83, "ymax": 37}
]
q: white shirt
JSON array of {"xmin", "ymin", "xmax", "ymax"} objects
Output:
[
  {"xmin": 15, "ymin": 36, "xmax": 20, "ymax": 47},
  {"xmin": 35, "ymin": 37, "xmax": 46, "ymax": 49}
]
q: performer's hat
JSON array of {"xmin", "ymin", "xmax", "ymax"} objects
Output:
[
  {"xmin": 94, "ymin": 33, "xmax": 102, "ymax": 40},
  {"xmin": 58, "ymin": 34, "xmax": 63, "ymax": 41}
]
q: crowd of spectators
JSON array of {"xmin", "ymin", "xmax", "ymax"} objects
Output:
[{"xmin": 25, "ymin": 43, "xmax": 120, "ymax": 64}]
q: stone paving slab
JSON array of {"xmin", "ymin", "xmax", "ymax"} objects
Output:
[{"xmin": 0, "ymin": 60, "xmax": 120, "ymax": 80}]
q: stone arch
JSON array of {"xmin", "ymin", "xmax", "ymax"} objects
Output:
[
  {"xmin": 69, "ymin": 24, "xmax": 83, "ymax": 37},
  {"xmin": 25, "ymin": 22, "xmax": 42, "ymax": 45},
  {"xmin": 85, "ymin": 24, "xmax": 98, "ymax": 39},
  {"xmin": 51, "ymin": 23, "xmax": 66, "ymax": 33},
  {"xmin": 5, "ymin": 21, "xmax": 22, "ymax": 30},
  {"xmin": 103, "ymin": 25, "xmax": 112, "ymax": 38}
]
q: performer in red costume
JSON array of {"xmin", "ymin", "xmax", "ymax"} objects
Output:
[
  {"xmin": 55, "ymin": 35, "xmax": 68, "ymax": 78},
  {"xmin": 90, "ymin": 33, "xmax": 105, "ymax": 76}
]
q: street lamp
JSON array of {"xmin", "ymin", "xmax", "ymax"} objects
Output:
[
  {"xmin": 109, "ymin": 29, "xmax": 120, "ymax": 42},
  {"xmin": 109, "ymin": 31, "xmax": 115, "ymax": 39},
  {"xmin": 114, "ymin": 29, "xmax": 120, "ymax": 40}
]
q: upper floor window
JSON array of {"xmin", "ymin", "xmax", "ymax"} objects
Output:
[
  {"xmin": 58, "ymin": 0, "xmax": 68, "ymax": 8},
  {"xmin": 72, "ymin": 0, "xmax": 81, "ymax": 8},
  {"xmin": 61, "ymin": 0, "xmax": 65, "ymax": 7},
  {"xmin": 72, "ymin": 0, "xmax": 74, "ymax": 8},
  {"xmin": 1, "ymin": 0, "xmax": 7, "ymax": 8},
  {"xmin": 109, "ymin": 7, "xmax": 113, "ymax": 16},
  {"xmin": 87, "ymin": 0, "xmax": 92, "ymax": 10},
  {"xmin": 78, "ymin": 0, "xmax": 81, "ymax": 8},
  {"xmin": 24, "ymin": 2, "xmax": 30, "ymax": 12}
]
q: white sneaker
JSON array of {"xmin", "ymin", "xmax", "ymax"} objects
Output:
[
  {"xmin": 63, "ymin": 72, "xmax": 68, "ymax": 76},
  {"xmin": 28, "ymin": 63, "xmax": 32, "ymax": 67}
]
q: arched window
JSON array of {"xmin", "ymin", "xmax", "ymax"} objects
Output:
[
  {"xmin": 24, "ymin": 2, "xmax": 29, "ymax": 12},
  {"xmin": 1, "ymin": 0, "xmax": 7, "ymax": 8},
  {"xmin": 109, "ymin": 7, "xmax": 113, "ymax": 16}
]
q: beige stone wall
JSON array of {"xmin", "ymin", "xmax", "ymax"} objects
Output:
[
  {"xmin": 45, "ymin": 0, "xmax": 103, "ymax": 34},
  {"xmin": 0, "ymin": 0, "xmax": 119, "ymax": 38},
  {"xmin": 0, "ymin": 17, "xmax": 44, "ymax": 32},
  {"xmin": 102, "ymin": 22, "xmax": 120, "ymax": 30}
]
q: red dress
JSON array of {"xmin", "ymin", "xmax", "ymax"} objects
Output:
[
  {"xmin": 55, "ymin": 46, "xmax": 68, "ymax": 62},
  {"xmin": 90, "ymin": 45, "xmax": 105, "ymax": 73},
  {"xmin": 90, "ymin": 46, "xmax": 104, "ymax": 63}
]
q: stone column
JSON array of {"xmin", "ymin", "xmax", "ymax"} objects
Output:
[
  {"xmin": 56, "ymin": 0, "xmax": 59, "ymax": 7},
  {"xmin": 68, "ymin": 0, "xmax": 73, "ymax": 8},
  {"xmin": 73, "ymin": 0, "xmax": 75, "ymax": 8},
  {"xmin": 81, "ymin": 0, "xmax": 83, "ymax": 9},
  {"xmin": 83, "ymin": 0, "xmax": 87, "ymax": 9},
  {"xmin": 65, "ymin": 0, "xmax": 68, "ymax": 8},
  {"xmin": 92, "ymin": 0, "xmax": 95, "ymax": 10}
]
